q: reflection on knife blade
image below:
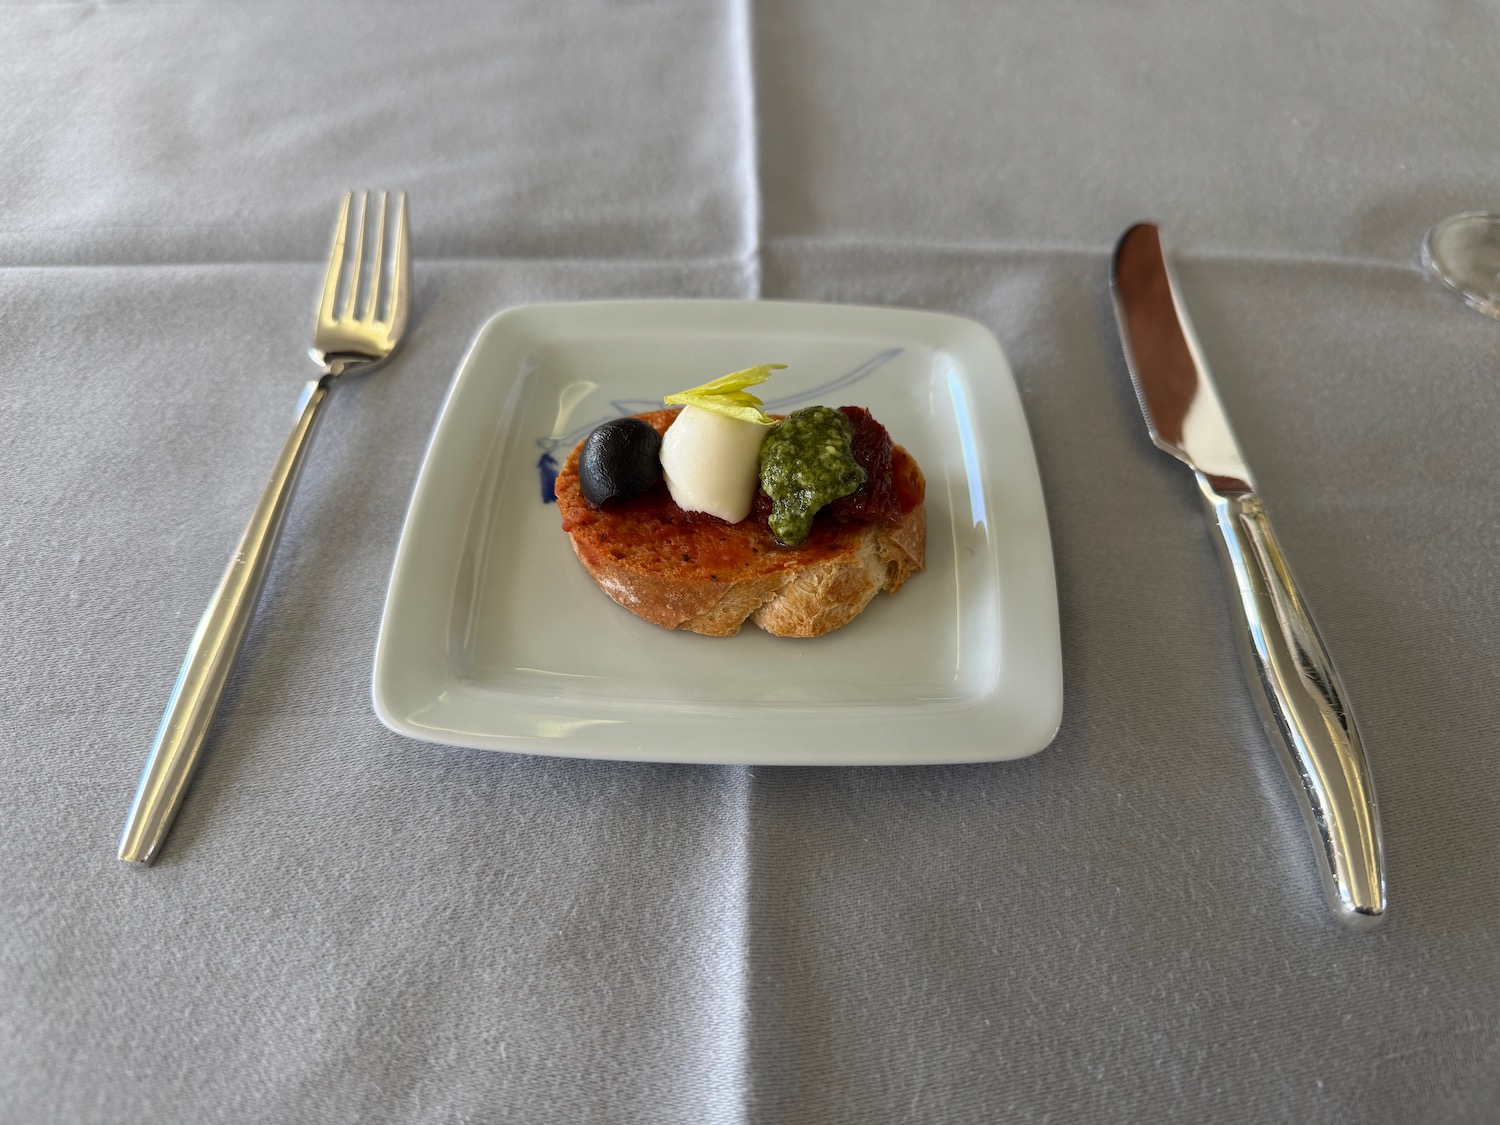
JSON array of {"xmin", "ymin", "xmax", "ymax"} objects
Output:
[{"xmin": 1111, "ymin": 223, "xmax": 1253, "ymax": 491}]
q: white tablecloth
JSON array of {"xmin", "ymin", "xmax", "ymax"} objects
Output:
[{"xmin": 5, "ymin": 3, "xmax": 1499, "ymax": 1122}]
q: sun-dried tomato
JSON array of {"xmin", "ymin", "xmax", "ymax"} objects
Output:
[{"xmin": 826, "ymin": 406, "xmax": 901, "ymax": 525}]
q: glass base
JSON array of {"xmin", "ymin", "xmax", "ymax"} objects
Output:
[{"xmin": 1422, "ymin": 212, "xmax": 1500, "ymax": 319}]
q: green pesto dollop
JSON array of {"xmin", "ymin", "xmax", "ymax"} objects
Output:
[{"xmin": 757, "ymin": 406, "xmax": 866, "ymax": 546}]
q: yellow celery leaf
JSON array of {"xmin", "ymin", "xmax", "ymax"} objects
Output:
[{"xmin": 664, "ymin": 364, "xmax": 786, "ymax": 425}]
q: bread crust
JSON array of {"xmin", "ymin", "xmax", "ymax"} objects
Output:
[{"xmin": 555, "ymin": 409, "xmax": 925, "ymax": 637}]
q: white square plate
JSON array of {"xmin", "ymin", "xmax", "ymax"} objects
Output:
[{"xmin": 373, "ymin": 300, "xmax": 1061, "ymax": 765}]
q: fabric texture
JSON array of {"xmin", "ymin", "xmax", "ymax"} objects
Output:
[{"xmin": 3, "ymin": 2, "xmax": 1499, "ymax": 1122}]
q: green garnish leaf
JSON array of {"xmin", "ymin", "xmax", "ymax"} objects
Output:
[{"xmin": 664, "ymin": 364, "xmax": 786, "ymax": 425}]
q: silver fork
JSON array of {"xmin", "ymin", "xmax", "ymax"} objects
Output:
[{"xmin": 118, "ymin": 191, "xmax": 412, "ymax": 866}]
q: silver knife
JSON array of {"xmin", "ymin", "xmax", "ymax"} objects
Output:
[{"xmin": 1110, "ymin": 222, "xmax": 1386, "ymax": 928}]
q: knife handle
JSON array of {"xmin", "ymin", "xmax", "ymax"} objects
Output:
[
  {"xmin": 1196, "ymin": 473, "xmax": 1387, "ymax": 928},
  {"xmin": 118, "ymin": 375, "xmax": 335, "ymax": 866}
]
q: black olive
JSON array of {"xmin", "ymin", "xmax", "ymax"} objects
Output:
[{"xmin": 578, "ymin": 417, "xmax": 662, "ymax": 508}]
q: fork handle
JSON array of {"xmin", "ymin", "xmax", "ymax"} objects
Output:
[{"xmin": 119, "ymin": 374, "xmax": 335, "ymax": 865}]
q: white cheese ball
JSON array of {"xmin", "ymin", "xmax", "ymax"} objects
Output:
[{"xmin": 659, "ymin": 404, "xmax": 771, "ymax": 524}]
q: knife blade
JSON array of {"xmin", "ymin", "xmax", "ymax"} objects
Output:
[{"xmin": 1110, "ymin": 222, "xmax": 1387, "ymax": 928}]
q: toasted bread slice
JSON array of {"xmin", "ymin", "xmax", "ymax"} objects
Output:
[{"xmin": 555, "ymin": 408, "xmax": 925, "ymax": 637}]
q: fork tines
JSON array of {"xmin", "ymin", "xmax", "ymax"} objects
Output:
[{"xmin": 320, "ymin": 190, "xmax": 408, "ymax": 328}]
